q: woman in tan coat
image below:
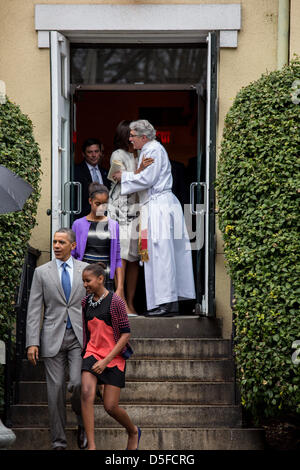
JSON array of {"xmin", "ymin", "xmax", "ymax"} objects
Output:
[{"xmin": 108, "ymin": 120, "xmax": 141, "ymax": 314}]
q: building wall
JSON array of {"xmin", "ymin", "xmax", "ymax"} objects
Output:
[
  {"xmin": 290, "ymin": 0, "xmax": 300, "ymax": 58},
  {"xmin": 216, "ymin": 0, "xmax": 278, "ymax": 337},
  {"xmin": 0, "ymin": 0, "xmax": 298, "ymax": 337}
]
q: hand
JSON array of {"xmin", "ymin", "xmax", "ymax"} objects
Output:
[
  {"xmin": 112, "ymin": 170, "xmax": 122, "ymax": 182},
  {"xmin": 136, "ymin": 156, "xmax": 154, "ymax": 174},
  {"xmin": 115, "ymin": 287, "xmax": 125, "ymax": 299},
  {"xmin": 92, "ymin": 359, "xmax": 107, "ymax": 375},
  {"xmin": 27, "ymin": 346, "xmax": 39, "ymax": 366}
]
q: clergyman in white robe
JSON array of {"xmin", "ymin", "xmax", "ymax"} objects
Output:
[{"xmin": 121, "ymin": 139, "xmax": 196, "ymax": 311}]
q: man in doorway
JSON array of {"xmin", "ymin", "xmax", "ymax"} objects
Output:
[
  {"xmin": 26, "ymin": 228, "xmax": 88, "ymax": 450},
  {"xmin": 112, "ymin": 119, "xmax": 195, "ymax": 316},
  {"xmin": 74, "ymin": 138, "xmax": 110, "ymax": 219}
]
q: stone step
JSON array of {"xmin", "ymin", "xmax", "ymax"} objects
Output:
[
  {"xmin": 129, "ymin": 316, "xmax": 222, "ymax": 338},
  {"xmin": 10, "ymin": 427, "xmax": 265, "ymax": 450},
  {"xmin": 12, "ymin": 404, "xmax": 242, "ymax": 428},
  {"xmin": 17, "ymin": 381, "xmax": 235, "ymax": 405},
  {"xmin": 19, "ymin": 338, "xmax": 231, "ymax": 373},
  {"xmin": 20, "ymin": 358, "xmax": 234, "ymax": 382},
  {"xmin": 130, "ymin": 338, "xmax": 231, "ymax": 359}
]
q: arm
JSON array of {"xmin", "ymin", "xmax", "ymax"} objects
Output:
[
  {"xmin": 71, "ymin": 220, "xmax": 79, "ymax": 259},
  {"xmin": 91, "ymin": 332, "xmax": 131, "ymax": 374},
  {"xmin": 111, "ymin": 220, "xmax": 123, "ymax": 295},
  {"xmin": 92, "ymin": 294, "xmax": 130, "ymax": 373},
  {"xmin": 27, "ymin": 345, "xmax": 39, "ymax": 366},
  {"xmin": 121, "ymin": 150, "xmax": 161, "ymax": 195},
  {"xmin": 115, "ymin": 221, "xmax": 122, "ymax": 268},
  {"xmin": 114, "ymin": 266, "xmax": 125, "ymax": 299},
  {"xmin": 134, "ymin": 156, "xmax": 154, "ymax": 174},
  {"xmin": 26, "ymin": 269, "xmax": 44, "ymax": 366},
  {"xmin": 112, "ymin": 156, "xmax": 154, "ymax": 181},
  {"xmin": 81, "ymin": 296, "xmax": 90, "ymax": 357},
  {"xmin": 110, "ymin": 149, "xmax": 123, "ymax": 166}
]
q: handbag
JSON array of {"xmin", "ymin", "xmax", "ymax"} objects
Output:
[{"xmin": 122, "ymin": 343, "xmax": 134, "ymax": 359}]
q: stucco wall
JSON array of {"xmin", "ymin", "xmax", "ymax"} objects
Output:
[
  {"xmin": 216, "ymin": 0, "xmax": 278, "ymax": 337},
  {"xmin": 1, "ymin": 0, "xmax": 297, "ymax": 338},
  {"xmin": 290, "ymin": 0, "xmax": 300, "ymax": 58},
  {"xmin": 0, "ymin": 0, "xmax": 51, "ymax": 264}
]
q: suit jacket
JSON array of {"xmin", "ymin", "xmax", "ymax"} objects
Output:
[
  {"xmin": 74, "ymin": 160, "xmax": 110, "ymax": 219},
  {"xmin": 26, "ymin": 258, "xmax": 88, "ymax": 358}
]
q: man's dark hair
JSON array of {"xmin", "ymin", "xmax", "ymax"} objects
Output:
[
  {"xmin": 82, "ymin": 138, "xmax": 102, "ymax": 154},
  {"xmin": 55, "ymin": 228, "xmax": 76, "ymax": 244}
]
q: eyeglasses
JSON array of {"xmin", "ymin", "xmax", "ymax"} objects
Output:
[{"xmin": 129, "ymin": 134, "xmax": 140, "ymax": 138}]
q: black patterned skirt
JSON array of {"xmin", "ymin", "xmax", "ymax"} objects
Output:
[{"xmin": 81, "ymin": 354, "xmax": 125, "ymax": 388}]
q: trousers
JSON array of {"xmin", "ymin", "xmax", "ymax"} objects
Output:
[{"xmin": 43, "ymin": 328, "xmax": 82, "ymax": 449}]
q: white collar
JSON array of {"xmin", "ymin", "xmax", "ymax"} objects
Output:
[
  {"xmin": 142, "ymin": 140, "xmax": 156, "ymax": 151},
  {"xmin": 56, "ymin": 256, "xmax": 73, "ymax": 268},
  {"xmin": 86, "ymin": 161, "xmax": 100, "ymax": 172}
]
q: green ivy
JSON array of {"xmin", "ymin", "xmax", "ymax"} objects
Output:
[
  {"xmin": 216, "ymin": 58, "xmax": 300, "ymax": 420},
  {"xmin": 0, "ymin": 97, "xmax": 41, "ymax": 408}
]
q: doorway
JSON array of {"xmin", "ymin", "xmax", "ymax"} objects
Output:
[
  {"xmin": 73, "ymin": 88, "xmax": 200, "ymax": 189},
  {"xmin": 50, "ymin": 35, "xmax": 218, "ymax": 316},
  {"xmin": 71, "ymin": 87, "xmax": 205, "ymax": 313}
]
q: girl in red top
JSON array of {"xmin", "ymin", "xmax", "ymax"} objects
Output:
[{"xmin": 81, "ymin": 262, "xmax": 141, "ymax": 450}]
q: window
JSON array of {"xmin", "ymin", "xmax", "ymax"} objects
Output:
[{"xmin": 71, "ymin": 45, "xmax": 207, "ymax": 85}]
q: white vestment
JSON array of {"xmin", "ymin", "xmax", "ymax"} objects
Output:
[{"xmin": 121, "ymin": 140, "xmax": 195, "ymax": 310}]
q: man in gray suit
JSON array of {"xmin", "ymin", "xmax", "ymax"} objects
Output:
[{"xmin": 26, "ymin": 228, "xmax": 88, "ymax": 450}]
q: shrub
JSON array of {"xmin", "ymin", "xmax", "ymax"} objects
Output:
[
  {"xmin": 216, "ymin": 58, "xmax": 300, "ymax": 420},
  {"xmin": 0, "ymin": 97, "xmax": 41, "ymax": 409}
]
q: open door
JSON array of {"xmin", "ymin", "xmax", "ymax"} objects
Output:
[
  {"xmin": 205, "ymin": 31, "xmax": 218, "ymax": 316},
  {"xmin": 190, "ymin": 31, "xmax": 218, "ymax": 316},
  {"xmin": 50, "ymin": 31, "xmax": 71, "ymax": 250},
  {"xmin": 69, "ymin": 41, "xmax": 214, "ymax": 315}
]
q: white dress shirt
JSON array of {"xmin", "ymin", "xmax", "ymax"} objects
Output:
[
  {"xmin": 86, "ymin": 161, "xmax": 103, "ymax": 184},
  {"xmin": 56, "ymin": 256, "xmax": 74, "ymax": 287}
]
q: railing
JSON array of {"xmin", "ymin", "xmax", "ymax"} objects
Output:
[
  {"xmin": 230, "ymin": 281, "xmax": 241, "ymax": 408},
  {"xmin": 3, "ymin": 245, "xmax": 40, "ymax": 426}
]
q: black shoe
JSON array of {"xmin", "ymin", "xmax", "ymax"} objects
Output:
[
  {"xmin": 77, "ymin": 425, "xmax": 88, "ymax": 449},
  {"xmin": 142, "ymin": 307, "xmax": 155, "ymax": 316},
  {"xmin": 162, "ymin": 301, "xmax": 179, "ymax": 313},
  {"xmin": 144, "ymin": 307, "xmax": 174, "ymax": 317}
]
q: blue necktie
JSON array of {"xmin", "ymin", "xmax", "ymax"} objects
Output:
[
  {"xmin": 61, "ymin": 262, "xmax": 72, "ymax": 329},
  {"xmin": 92, "ymin": 167, "xmax": 100, "ymax": 183}
]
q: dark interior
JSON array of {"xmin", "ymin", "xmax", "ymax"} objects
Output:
[{"xmin": 70, "ymin": 43, "xmax": 207, "ymax": 313}]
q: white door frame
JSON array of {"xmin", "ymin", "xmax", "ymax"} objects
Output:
[
  {"xmin": 42, "ymin": 3, "xmax": 240, "ymax": 312},
  {"xmin": 35, "ymin": 3, "xmax": 241, "ymax": 49},
  {"xmin": 50, "ymin": 31, "xmax": 71, "ymax": 249}
]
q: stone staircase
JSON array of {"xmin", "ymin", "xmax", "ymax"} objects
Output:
[{"xmin": 10, "ymin": 316, "xmax": 264, "ymax": 450}]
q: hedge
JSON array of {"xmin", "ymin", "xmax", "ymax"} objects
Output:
[
  {"xmin": 0, "ymin": 97, "xmax": 41, "ymax": 409},
  {"xmin": 216, "ymin": 58, "xmax": 300, "ymax": 420}
]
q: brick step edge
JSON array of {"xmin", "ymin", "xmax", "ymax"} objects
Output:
[
  {"xmin": 11, "ymin": 404, "xmax": 243, "ymax": 427},
  {"xmin": 16, "ymin": 381, "xmax": 236, "ymax": 405},
  {"xmin": 10, "ymin": 427, "xmax": 265, "ymax": 450}
]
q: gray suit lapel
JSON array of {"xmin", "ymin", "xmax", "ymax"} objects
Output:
[
  {"xmin": 48, "ymin": 260, "xmax": 65, "ymax": 301},
  {"xmin": 68, "ymin": 258, "xmax": 84, "ymax": 303}
]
